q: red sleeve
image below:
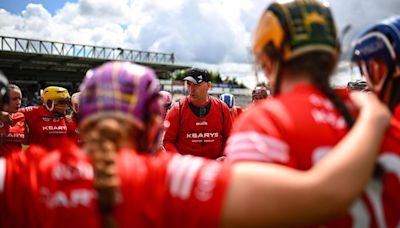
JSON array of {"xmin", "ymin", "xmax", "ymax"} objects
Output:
[
  {"xmin": 0, "ymin": 152, "xmax": 40, "ymax": 227},
  {"xmin": 164, "ymin": 154, "xmax": 231, "ymax": 227},
  {"xmin": 163, "ymin": 102, "xmax": 180, "ymax": 153},
  {"xmin": 19, "ymin": 106, "xmax": 37, "ymax": 144},
  {"xmin": 224, "ymin": 100, "xmax": 292, "ymax": 166}
]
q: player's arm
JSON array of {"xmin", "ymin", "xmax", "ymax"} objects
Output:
[
  {"xmin": 22, "ymin": 123, "xmax": 29, "ymax": 145},
  {"xmin": 220, "ymin": 92, "xmax": 391, "ymax": 227},
  {"xmin": 0, "ymin": 111, "xmax": 11, "ymax": 125},
  {"xmin": 162, "ymin": 104, "xmax": 180, "ymax": 153}
]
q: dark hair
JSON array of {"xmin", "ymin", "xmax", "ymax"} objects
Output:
[
  {"xmin": 292, "ymin": 52, "xmax": 353, "ymax": 127},
  {"xmin": 8, "ymin": 84, "xmax": 21, "ymax": 91},
  {"xmin": 388, "ymin": 77, "xmax": 400, "ymax": 112},
  {"xmin": 265, "ymin": 43, "xmax": 354, "ymax": 128}
]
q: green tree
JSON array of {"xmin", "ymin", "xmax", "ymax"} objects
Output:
[
  {"xmin": 173, "ymin": 69, "xmax": 187, "ymax": 80},
  {"xmin": 211, "ymin": 71, "xmax": 223, "ymax": 83}
]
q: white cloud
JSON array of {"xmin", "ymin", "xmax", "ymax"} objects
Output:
[{"xmin": 0, "ymin": 0, "xmax": 399, "ymax": 88}]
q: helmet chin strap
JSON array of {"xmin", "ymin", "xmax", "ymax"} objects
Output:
[{"xmin": 45, "ymin": 100, "xmax": 54, "ymax": 112}]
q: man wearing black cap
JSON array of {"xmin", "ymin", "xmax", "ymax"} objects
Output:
[{"xmin": 163, "ymin": 68, "xmax": 232, "ymax": 159}]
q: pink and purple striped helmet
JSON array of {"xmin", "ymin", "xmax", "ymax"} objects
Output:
[{"xmin": 78, "ymin": 61, "xmax": 162, "ymax": 125}]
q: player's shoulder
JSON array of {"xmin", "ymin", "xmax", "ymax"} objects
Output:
[
  {"xmin": 19, "ymin": 106, "xmax": 38, "ymax": 113},
  {"xmin": 12, "ymin": 112, "xmax": 25, "ymax": 120}
]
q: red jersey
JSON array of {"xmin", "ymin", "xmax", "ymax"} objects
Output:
[
  {"xmin": 0, "ymin": 112, "xmax": 25, "ymax": 156},
  {"xmin": 225, "ymin": 84, "xmax": 400, "ymax": 227},
  {"xmin": 20, "ymin": 106, "xmax": 68, "ymax": 149},
  {"xmin": 0, "ymin": 142, "xmax": 231, "ymax": 228},
  {"xmin": 65, "ymin": 114, "xmax": 80, "ymax": 144},
  {"xmin": 230, "ymin": 106, "xmax": 243, "ymax": 122},
  {"xmin": 394, "ymin": 104, "xmax": 400, "ymax": 121},
  {"xmin": 163, "ymin": 96, "xmax": 232, "ymax": 159}
]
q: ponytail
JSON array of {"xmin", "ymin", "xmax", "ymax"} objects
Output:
[
  {"xmin": 284, "ymin": 52, "xmax": 354, "ymax": 128},
  {"xmin": 93, "ymin": 136, "xmax": 120, "ymax": 228}
]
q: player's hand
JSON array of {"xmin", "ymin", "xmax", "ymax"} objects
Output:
[
  {"xmin": 349, "ymin": 91, "xmax": 391, "ymax": 130},
  {"xmin": 0, "ymin": 111, "xmax": 12, "ymax": 125}
]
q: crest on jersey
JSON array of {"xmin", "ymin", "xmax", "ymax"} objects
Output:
[{"xmin": 42, "ymin": 116, "xmax": 51, "ymax": 122}]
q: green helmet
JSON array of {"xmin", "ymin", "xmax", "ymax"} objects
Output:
[{"xmin": 252, "ymin": 0, "xmax": 340, "ymax": 61}]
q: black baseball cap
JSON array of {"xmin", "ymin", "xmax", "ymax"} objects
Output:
[{"xmin": 183, "ymin": 68, "xmax": 211, "ymax": 85}]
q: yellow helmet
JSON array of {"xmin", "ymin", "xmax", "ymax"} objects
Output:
[
  {"xmin": 42, "ymin": 86, "xmax": 70, "ymax": 103},
  {"xmin": 252, "ymin": 0, "xmax": 340, "ymax": 61},
  {"xmin": 42, "ymin": 86, "xmax": 70, "ymax": 113}
]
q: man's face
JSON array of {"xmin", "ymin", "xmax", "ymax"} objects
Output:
[
  {"xmin": 185, "ymin": 81, "xmax": 210, "ymax": 103},
  {"xmin": 4, "ymin": 89, "xmax": 22, "ymax": 113}
]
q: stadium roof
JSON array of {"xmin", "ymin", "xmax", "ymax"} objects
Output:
[{"xmin": 0, "ymin": 36, "xmax": 190, "ymax": 83}]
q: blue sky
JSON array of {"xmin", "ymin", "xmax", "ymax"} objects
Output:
[{"xmin": 0, "ymin": 0, "xmax": 77, "ymax": 15}]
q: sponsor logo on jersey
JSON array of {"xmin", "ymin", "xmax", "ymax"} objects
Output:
[
  {"xmin": 42, "ymin": 125, "xmax": 67, "ymax": 131},
  {"xmin": 311, "ymin": 108, "xmax": 346, "ymax": 129},
  {"xmin": 40, "ymin": 187, "xmax": 96, "ymax": 209},
  {"xmin": 186, "ymin": 132, "xmax": 219, "ymax": 139},
  {"xmin": 196, "ymin": 121, "xmax": 208, "ymax": 126},
  {"xmin": 5, "ymin": 132, "xmax": 24, "ymax": 139},
  {"xmin": 52, "ymin": 162, "xmax": 93, "ymax": 181},
  {"xmin": 42, "ymin": 116, "xmax": 51, "ymax": 122}
]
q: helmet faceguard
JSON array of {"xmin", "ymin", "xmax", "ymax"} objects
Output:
[
  {"xmin": 347, "ymin": 80, "xmax": 370, "ymax": 92},
  {"xmin": 252, "ymin": 86, "xmax": 270, "ymax": 102},
  {"xmin": 219, "ymin": 93, "xmax": 235, "ymax": 109}
]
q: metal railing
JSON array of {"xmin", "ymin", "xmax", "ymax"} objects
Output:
[{"xmin": 0, "ymin": 36, "xmax": 175, "ymax": 64}]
